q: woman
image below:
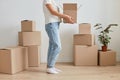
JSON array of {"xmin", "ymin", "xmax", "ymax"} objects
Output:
[{"xmin": 43, "ymin": 0, "xmax": 74, "ymax": 74}]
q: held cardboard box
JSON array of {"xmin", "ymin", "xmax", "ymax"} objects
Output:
[
  {"xmin": 79, "ymin": 23, "xmax": 91, "ymax": 34},
  {"xmin": 0, "ymin": 46, "xmax": 28, "ymax": 74},
  {"xmin": 21, "ymin": 20, "xmax": 36, "ymax": 32},
  {"xmin": 18, "ymin": 31, "xmax": 41, "ymax": 46},
  {"xmin": 27, "ymin": 46, "xmax": 40, "ymax": 67},
  {"xmin": 74, "ymin": 34, "xmax": 95, "ymax": 46},
  {"xmin": 98, "ymin": 50, "xmax": 116, "ymax": 66},
  {"xmin": 63, "ymin": 3, "xmax": 77, "ymax": 23},
  {"xmin": 74, "ymin": 45, "xmax": 98, "ymax": 66}
]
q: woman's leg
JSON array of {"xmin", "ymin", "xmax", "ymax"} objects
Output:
[{"xmin": 45, "ymin": 22, "xmax": 61, "ymax": 68}]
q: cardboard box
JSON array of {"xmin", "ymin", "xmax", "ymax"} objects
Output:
[
  {"xmin": 98, "ymin": 50, "xmax": 116, "ymax": 66},
  {"xmin": 74, "ymin": 34, "xmax": 95, "ymax": 46},
  {"xmin": 0, "ymin": 46, "xmax": 28, "ymax": 74},
  {"xmin": 22, "ymin": 47, "xmax": 28, "ymax": 70},
  {"xmin": 63, "ymin": 3, "xmax": 77, "ymax": 23},
  {"xmin": 27, "ymin": 46, "xmax": 40, "ymax": 67},
  {"xmin": 18, "ymin": 31, "xmax": 41, "ymax": 46},
  {"xmin": 79, "ymin": 23, "xmax": 91, "ymax": 34},
  {"xmin": 74, "ymin": 45, "xmax": 98, "ymax": 66},
  {"xmin": 21, "ymin": 20, "xmax": 36, "ymax": 32}
]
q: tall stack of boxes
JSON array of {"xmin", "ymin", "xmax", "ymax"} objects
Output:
[
  {"xmin": 74, "ymin": 23, "xmax": 98, "ymax": 66},
  {"xmin": 0, "ymin": 20, "xmax": 41, "ymax": 74},
  {"xmin": 19, "ymin": 20, "xmax": 41, "ymax": 67}
]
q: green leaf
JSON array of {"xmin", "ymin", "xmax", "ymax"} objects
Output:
[{"xmin": 94, "ymin": 23, "xmax": 101, "ymax": 27}]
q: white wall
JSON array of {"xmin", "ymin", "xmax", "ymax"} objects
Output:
[
  {"xmin": 0, "ymin": 0, "xmax": 120, "ymax": 63},
  {"xmin": 105, "ymin": 0, "xmax": 120, "ymax": 61}
]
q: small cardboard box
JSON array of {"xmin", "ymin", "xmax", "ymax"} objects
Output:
[
  {"xmin": 74, "ymin": 45, "xmax": 98, "ymax": 66},
  {"xmin": 98, "ymin": 50, "xmax": 116, "ymax": 66},
  {"xmin": 18, "ymin": 31, "xmax": 41, "ymax": 46},
  {"xmin": 63, "ymin": 3, "xmax": 77, "ymax": 23},
  {"xmin": 74, "ymin": 34, "xmax": 95, "ymax": 46},
  {"xmin": 79, "ymin": 23, "xmax": 91, "ymax": 34},
  {"xmin": 21, "ymin": 20, "xmax": 36, "ymax": 32},
  {"xmin": 0, "ymin": 46, "xmax": 28, "ymax": 74},
  {"xmin": 27, "ymin": 46, "xmax": 40, "ymax": 67}
]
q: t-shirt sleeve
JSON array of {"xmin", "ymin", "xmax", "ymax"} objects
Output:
[{"xmin": 44, "ymin": 0, "xmax": 52, "ymax": 4}]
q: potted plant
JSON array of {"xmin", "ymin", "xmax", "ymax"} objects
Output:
[{"xmin": 94, "ymin": 23, "xmax": 118, "ymax": 51}]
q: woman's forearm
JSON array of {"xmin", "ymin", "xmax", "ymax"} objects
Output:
[{"xmin": 51, "ymin": 10, "xmax": 67, "ymax": 18}]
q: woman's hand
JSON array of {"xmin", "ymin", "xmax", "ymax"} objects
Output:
[{"xmin": 63, "ymin": 15, "xmax": 74, "ymax": 24}]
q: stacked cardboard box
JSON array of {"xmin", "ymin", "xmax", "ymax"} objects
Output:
[
  {"xmin": 21, "ymin": 20, "xmax": 36, "ymax": 32},
  {"xmin": 19, "ymin": 31, "xmax": 41, "ymax": 46},
  {"xmin": 74, "ymin": 34, "xmax": 94, "ymax": 46},
  {"xmin": 0, "ymin": 46, "xmax": 28, "ymax": 74},
  {"xmin": 27, "ymin": 46, "xmax": 40, "ymax": 67},
  {"xmin": 98, "ymin": 50, "xmax": 116, "ymax": 66},
  {"xmin": 79, "ymin": 23, "xmax": 91, "ymax": 34},
  {"xmin": 19, "ymin": 20, "xmax": 41, "ymax": 67},
  {"xmin": 74, "ymin": 23, "xmax": 98, "ymax": 66}
]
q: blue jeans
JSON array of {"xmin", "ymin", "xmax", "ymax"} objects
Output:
[{"xmin": 45, "ymin": 22, "xmax": 61, "ymax": 68}]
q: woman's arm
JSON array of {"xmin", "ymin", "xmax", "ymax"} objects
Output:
[{"xmin": 46, "ymin": 4, "xmax": 74, "ymax": 23}]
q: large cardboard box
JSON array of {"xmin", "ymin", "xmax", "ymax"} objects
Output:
[
  {"xmin": 74, "ymin": 34, "xmax": 95, "ymax": 46},
  {"xmin": 19, "ymin": 31, "xmax": 41, "ymax": 46},
  {"xmin": 98, "ymin": 50, "xmax": 116, "ymax": 66},
  {"xmin": 79, "ymin": 23, "xmax": 91, "ymax": 34},
  {"xmin": 74, "ymin": 45, "xmax": 98, "ymax": 66},
  {"xmin": 0, "ymin": 46, "xmax": 28, "ymax": 74},
  {"xmin": 21, "ymin": 20, "xmax": 36, "ymax": 32},
  {"xmin": 27, "ymin": 46, "xmax": 40, "ymax": 67},
  {"xmin": 63, "ymin": 3, "xmax": 77, "ymax": 23}
]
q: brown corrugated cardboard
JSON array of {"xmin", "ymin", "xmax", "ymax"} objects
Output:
[
  {"xmin": 21, "ymin": 20, "xmax": 36, "ymax": 32},
  {"xmin": 74, "ymin": 34, "xmax": 95, "ymax": 46},
  {"xmin": 79, "ymin": 23, "xmax": 91, "ymax": 34},
  {"xmin": 63, "ymin": 3, "xmax": 77, "ymax": 23},
  {"xmin": 74, "ymin": 45, "xmax": 98, "ymax": 66},
  {"xmin": 22, "ymin": 47, "xmax": 28, "ymax": 70},
  {"xmin": 98, "ymin": 50, "xmax": 116, "ymax": 66},
  {"xmin": 0, "ymin": 46, "xmax": 28, "ymax": 74},
  {"xmin": 27, "ymin": 46, "xmax": 40, "ymax": 67},
  {"xmin": 18, "ymin": 31, "xmax": 41, "ymax": 46}
]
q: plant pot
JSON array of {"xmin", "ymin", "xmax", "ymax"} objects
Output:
[{"xmin": 102, "ymin": 46, "xmax": 107, "ymax": 52}]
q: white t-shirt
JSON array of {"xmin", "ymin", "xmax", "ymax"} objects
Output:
[{"xmin": 43, "ymin": 0, "xmax": 61, "ymax": 24}]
